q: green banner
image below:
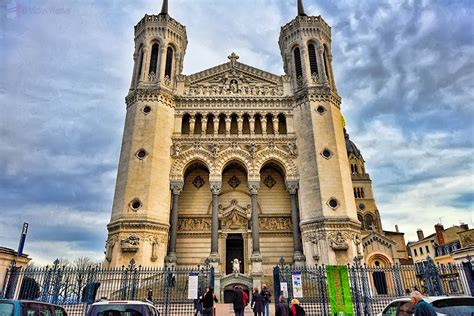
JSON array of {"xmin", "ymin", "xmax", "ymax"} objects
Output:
[{"xmin": 326, "ymin": 265, "xmax": 354, "ymax": 316}]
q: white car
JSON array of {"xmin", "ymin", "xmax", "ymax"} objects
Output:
[
  {"xmin": 86, "ymin": 300, "xmax": 160, "ymax": 316},
  {"xmin": 378, "ymin": 296, "xmax": 474, "ymax": 316}
]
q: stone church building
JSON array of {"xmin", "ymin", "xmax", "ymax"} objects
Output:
[{"xmin": 105, "ymin": 0, "xmax": 408, "ymax": 291}]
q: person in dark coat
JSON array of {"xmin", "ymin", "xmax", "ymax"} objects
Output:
[
  {"xmin": 232, "ymin": 286, "xmax": 245, "ymax": 316},
  {"xmin": 200, "ymin": 287, "xmax": 218, "ymax": 316},
  {"xmin": 260, "ymin": 284, "xmax": 272, "ymax": 316},
  {"xmin": 250, "ymin": 287, "xmax": 264, "ymax": 316},
  {"xmin": 290, "ymin": 299, "xmax": 305, "ymax": 316},
  {"xmin": 275, "ymin": 295, "xmax": 290, "ymax": 316},
  {"xmin": 410, "ymin": 291, "xmax": 436, "ymax": 316}
]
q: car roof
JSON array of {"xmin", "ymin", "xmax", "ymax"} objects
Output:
[
  {"xmin": 386, "ymin": 296, "xmax": 474, "ymax": 304},
  {"xmin": 0, "ymin": 299, "xmax": 64, "ymax": 308},
  {"xmin": 91, "ymin": 300, "xmax": 155, "ymax": 306}
]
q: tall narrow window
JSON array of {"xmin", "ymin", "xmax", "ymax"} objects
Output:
[
  {"xmin": 278, "ymin": 114, "xmax": 287, "ymax": 134},
  {"xmin": 242, "ymin": 114, "xmax": 250, "ymax": 135},
  {"xmin": 308, "ymin": 44, "xmax": 318, "ymax": 76},
  {"xmin": 293, "ymin": 47, "xmax": 303, "ymax": 79},
  {"xmin": 181, "ymin": 114, "xmax": 190, "ymax": 135},
  {"xmin": 266, "ymin": 114, "xmax": 274, "ymax": 134},
  {"xmin": 254, "ymin": 114, "xmax": 262, "ymax": 135},
  {"xmin": 165, "ymin": 47, "xmax": 173, "ymax": 78},
  {"xmin": 230, "ymin": 114, "xmax": 238, "ymax": 135},
  {"xmin": 218, "ymin": 114, "xmax": 226, "ymax": 135},
  {"xmin": 137, "ymin": 49, "xmax": 144, "ymax": 82},
  {"xmin": 323, "ymin": 46, "xmax": 330, "ymax": 81},
  {"xmin": 149, "ymin": 43, "xmax": 159, "ymax": 75}
]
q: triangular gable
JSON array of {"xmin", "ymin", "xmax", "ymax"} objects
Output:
[{"xmin": 362, "ymin": 231, "xmax": 396, "ymax": 248}]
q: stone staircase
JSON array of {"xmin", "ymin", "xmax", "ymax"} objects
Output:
[{"xmin": 214, "ymin": 304, "xmax": 274, "ymax": 316}]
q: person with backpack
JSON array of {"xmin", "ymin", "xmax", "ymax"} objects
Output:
[{"xmin": 260, "ymin": 284, "xmax": 272, "ymax": 316}]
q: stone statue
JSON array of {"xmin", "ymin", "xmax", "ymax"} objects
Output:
[
  {"xmin": 105, "ymin": 239, "xmax": 115, "ymax": 262},
  {"xmin": 232, "ymin": 258, "xmax": 241, "ymax": 273},
  {"xmin": 330, "ymin": 232, "xmax": 349, "ymax": 250},
  {"xmin": 354, "ymin": 234, "xmax": 363, "ymax": 258}
]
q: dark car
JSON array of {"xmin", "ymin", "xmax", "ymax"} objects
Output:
[{"xmin": 0, "ymin": 299, "xmax": 67, "ymax": 316}]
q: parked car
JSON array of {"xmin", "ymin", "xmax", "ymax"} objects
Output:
[
  {"xmin": 378, "ymin": 296, "xmax": 474, "ymax": 316},
  {"xmin": 0, "ymin": 299, "xmax": 67, "ymax": 316},
  {"xmin": 86, "ymin": 300, "xmax": 160, "ymax": 316}
]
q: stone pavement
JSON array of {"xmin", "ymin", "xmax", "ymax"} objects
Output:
[{"xmin": 214, "ymin": 303, "xmax": 275, "ymax": 316}]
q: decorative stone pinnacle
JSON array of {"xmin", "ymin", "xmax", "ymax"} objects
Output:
[
  {"xmin": 160, "ymin": 0, "xmax": 168, "ymax": 15},
  {"xmin": 228, "ymin": 52, "xmax": 239, "ymax": 67}
]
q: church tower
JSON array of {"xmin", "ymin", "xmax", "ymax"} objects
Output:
[
  {"xmin": 279, "ymin": 0, "xmax": 361, "ymax": 264},
  {"xmin": 105, "ymin": 0, "xmax": 187, "ymax": 267}
]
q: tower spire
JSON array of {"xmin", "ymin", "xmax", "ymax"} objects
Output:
[
  {"xmin": 160, "ymin": 0, "xmax": 168, "ymax": 15},
  {"xmin": 297, "ymin": 0, "xmax": 307, "ymax": 16}
]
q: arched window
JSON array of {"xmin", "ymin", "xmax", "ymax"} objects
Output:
[
  {"xmin": 181, "ymin": 113, "xmax": 190, "ymax": 135},
  {"xmin": 323, "ymin": 45, "xmax": 330, "ymax": 81},
  {"xmin": 230, "ymin": 113, "xmax": 238, "ymax": 135},
  {"xmin": 242, "ymin": 114, "xmax": 250, "ymax": 135},
  {"xmin": 358, "ymin": 214, "xmax": 364, "ymax": 230},
  {"xmin": 308, "ymin": 43, "xmax": 318, "ymax": 76},
  {"xmin": 254, "ymin": 114, "xmax": 262, "ymax": 134},
  {"xmin": 137, "ymin": 47, "xmax": 144, "ymax": 82},
  {"xmin": 194, "ymin": 113, "xmax": 202, "ymax": 135},
  {"xmin": 266, "ymin": 114, "xmax": 274, "ymax": 134},
  {"xmin": 149, "ymin": 43, "xmax": 159, "ymax": 75},
  {"xmin": 218, "ymin": 114, "xmax": 226, "ymax": 135},
  {"xmin": 165, "ymin": 46, "xmax": 173, "ymax": 78},
  {"xmin": 364, "ymin": 214, "xmax": 375, "ymax": 230},
  {"xmin": 293, "ymin": 47, "xmax": 303, "ymax": 79},
  {"xmin": 278, "ymin": 114, "xmax": 287, "ymax": 135},
  {"xmin": 206, "ymin": 114, "xmax": 215, "ymax": 135}
]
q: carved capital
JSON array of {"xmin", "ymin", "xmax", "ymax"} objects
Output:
[
  {"xmin": 286, "ymin": 180, "xmax": 299, "ymax": 195},
  {"xmin": 170, "ymin": 181, "xmax": 184, "ymax": 195},
  {"xmin": 248, "ymin": 181, "xmax": 260, "ymax": 195},
  {"xmin": 210, "ymin": 181, "xmax": 222, "ymax": 194}
]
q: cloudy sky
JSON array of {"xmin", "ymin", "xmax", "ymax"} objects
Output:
[{"xmin": 0, "ymin": 0, "xmax": 473, "ymax": 265}]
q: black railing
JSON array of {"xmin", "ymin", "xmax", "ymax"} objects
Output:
[{"xmin": 1, "ymin": 259, "xmax": 214, "ymax": 316}]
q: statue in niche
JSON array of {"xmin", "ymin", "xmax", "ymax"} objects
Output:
[
  {"xmin": 105, "ymin": 239, "xmax": 115, "ymax": 262},
  {"xmin": 151, "ymin": 242, "xmax": 159, "ymax": 261},
  {"xmin": 232, "ymin": 258, "xmax": 241, "ymax": 273},
  {"xmin": 354, "ymin": 234, "xmax": 363, "ymax": 258},
  {"xmin": 229, "ymin": 79, "xmax": 239, "ymax": 94}
]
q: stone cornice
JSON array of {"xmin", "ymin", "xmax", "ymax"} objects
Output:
[
  {"xmin": 279, "ymin": 15, "xmax": 332, "ymax": 47},
  {"xmin": 107, "ymin": 219, "xmax": 169, "ymax": 233},
  {"xmin": 300, "ymin": 216, "xmax": 361, "ymax": 232},
  {"xmin": 135, "ymin": 14, "xmax": 187, "ymax": 41},
  {"xmin": 293, "ymin": 87, "xmax": 341, "ymax": 108},
  {"xmin": 125, "ymin": 87, "xmax": 176, "ymax": 108},
  {"xmin": 175, "ymin": 96, "xmax": 293, "ymax": 111}
]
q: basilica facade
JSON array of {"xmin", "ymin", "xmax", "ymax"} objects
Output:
[{"xmin": 104, "ymin": 0, "xmax": 408, "ymax": 291}]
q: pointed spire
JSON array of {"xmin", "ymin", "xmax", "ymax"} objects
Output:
[
  {"xmin": 160, "ymin": 0, "xmax": 168, "ymax": 15},
  {"xmin": 297, "ymin": 0, "xmax": 307, "ymax": 16}
]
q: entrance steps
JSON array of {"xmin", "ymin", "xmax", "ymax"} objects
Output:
[{"xmin": 214, "ymin": 304, "xmax": 275, "ymax": 316}]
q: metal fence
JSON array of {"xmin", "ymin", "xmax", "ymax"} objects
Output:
[
  {"xmin": 1, "ymin": 259, "xmax": 214, "ymax": 316},
  {"xmin": 273, "ymin": 256, "xmax": 474, "ymax": 316}
]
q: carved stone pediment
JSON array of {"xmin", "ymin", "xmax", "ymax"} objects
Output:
[
  {"xmin": 182, "ymin": 61, "xmax": 284, "ymax": 97},
  {"xmin": 219, "ymin": 199, "xmax": 250, "ymax": 229},
  {"xmin": 121, "ymin": 236, "xmax": 140, "ymax": 252}
]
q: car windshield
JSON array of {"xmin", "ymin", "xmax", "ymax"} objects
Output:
[
  {"xmin": 89, "ymin": 304, "xmax": 144, "ymax": 316},
  {"xmin": 431, "ymin": 297, "xmax": 474, "ymax": 315},
  {"xmin": 0, "ymin": 302, "xmax": 14, "ymax": 316}
]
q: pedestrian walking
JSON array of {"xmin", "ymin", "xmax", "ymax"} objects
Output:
[
  {"xmin": 290, "ymin": 298, "xmax": 305, "ymax": 316},
  {"xmin": 250, "ymin": 287, "xmax": 264, "ymax": 316},
  {"xmin": 232, "ymin": 285, "xmax": 245, "ymax": 316},
  {"xmin": 200, "ymin": 287, "xmax": 218, "ymax": 316},
  {"xmin": 275, "ymin": 295, "xmax": 290, "ymax": 316},
  {"xmin": 410, "ymin": 291, "xmax": 437, "ymax": 316},
  {"xmin": 260, "ymin": 284, "xmax": 272, "ymax": 316}
]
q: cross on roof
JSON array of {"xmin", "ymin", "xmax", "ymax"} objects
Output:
[{"xmin": 228, "ymin": 52, "xmax": 239, "ymax": 66}]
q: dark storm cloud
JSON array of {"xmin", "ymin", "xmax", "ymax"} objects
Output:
[{"xmin": 0, "ymin": 0, "xmax": 472, "ymax": 263}]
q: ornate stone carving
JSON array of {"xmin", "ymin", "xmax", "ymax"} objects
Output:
[
  {"xmin": 285, "ymin": 142, "xmax": 298, "ymax": 157},
  {"xmin": 263, "ymin": 175, "xmax": 276, "ymax": 189},
  {"xmin": 247, "ymin": 142, "xmax": 257, "ymax": 159},
  {"xmin": 210, "ymin": 143, "xmax": 219, "ymax": 158},
  {"xmin": 121, "ymin": 236, "xmax": 140, "ymax": 252},
  {"xmin": 286, "ymin": 181, "xmax": 299, "ymax": 195},
  {"xmin": 259, "ymin": 217, "xmax": 292, "ymax": 230},
  {"xmin": 192, "ymin": 176, "xmax": 205, "ymax": 189},
  {"xmin": 210, "ymin": 181, "xmax": 222, "ymax": 194},
  {"xmin": 248, "ymin": 182, "xmax": 260, "ymax": 195},
  {"xmin": 329, "ymin": 232, "xmax": 349, "ymax": 251},
  {"xmin": 228, "ymin": 175, "xmax": 241, "ymax": 189},
  {"xmin": 219, "ymin": 199, "xmax": 250, "ymax": 230},
  {"xmin": 354, "ymin": 234, "xmax": 363, "ymax": 258},
  {"xmin": 147, "ymin": 71, "xmax": 157, "ymax": 82},
  {"xmin": 232, "ymin": 258, "xmax": 241, "ymax": 273},
  {"xmin": 177, "ymin": 218, "xmax": 212, "ymax": 231},
  {"xmin": 171, "ymin": 143, "xmax": 181, "ymax": 158},
  {"xmin": 170, "ymin": 181, "xmax": 184, "ymax": 195},
  {"xmin": 105, "ymin": 236, "xmax": 116, "ymax": 262}
]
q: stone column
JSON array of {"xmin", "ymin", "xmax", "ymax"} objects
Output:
[
  {"xmin": 261, "ymin": 117, "xmax": 267, "ymax": 135},
  {"xmin": 249, "ymin": 117, "xmax": 255, "ymax": 135},
  {"xmin": 190, "ymin": 116, "xmax": 196, "ymax": 135},
  {"xmin": 201, "ymin": 116, "xmax": 208, "ymax": 136},
  {"xmin": 225, "ymin": 116, "xmax": 232, "ymax": 137},
  {"xmin": 213, "ymin": 114, "xmax": 219, "ymax": 135},
  {"xmin": 273, "ymin": 117, "xmax": 279, "ymax": 135},
  {"xmin": 209, "ymin": 181, "xmax": 222, "ymax": 264},
  {"xmin": 237, "ymin": 115, "xmax": 244, "ymax": 136},
  {"xmin": 248, "ymin": 181, "xmax": 263, "ymax": 274},
  {"xmin": 165, "ymin": 181, "xmax": 183, "ymax": 264},
  {"xmin": 286, "ymin": 180, "xmax": 306, "ymax": 265},
  {"xmin": 318, "ymin": 46, "xmax": 329, "ymax": 85}
]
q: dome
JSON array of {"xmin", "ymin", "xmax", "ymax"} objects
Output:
[{"xmin": 344, "ymin": 129, "xmax": 363, "ymax": 159}]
